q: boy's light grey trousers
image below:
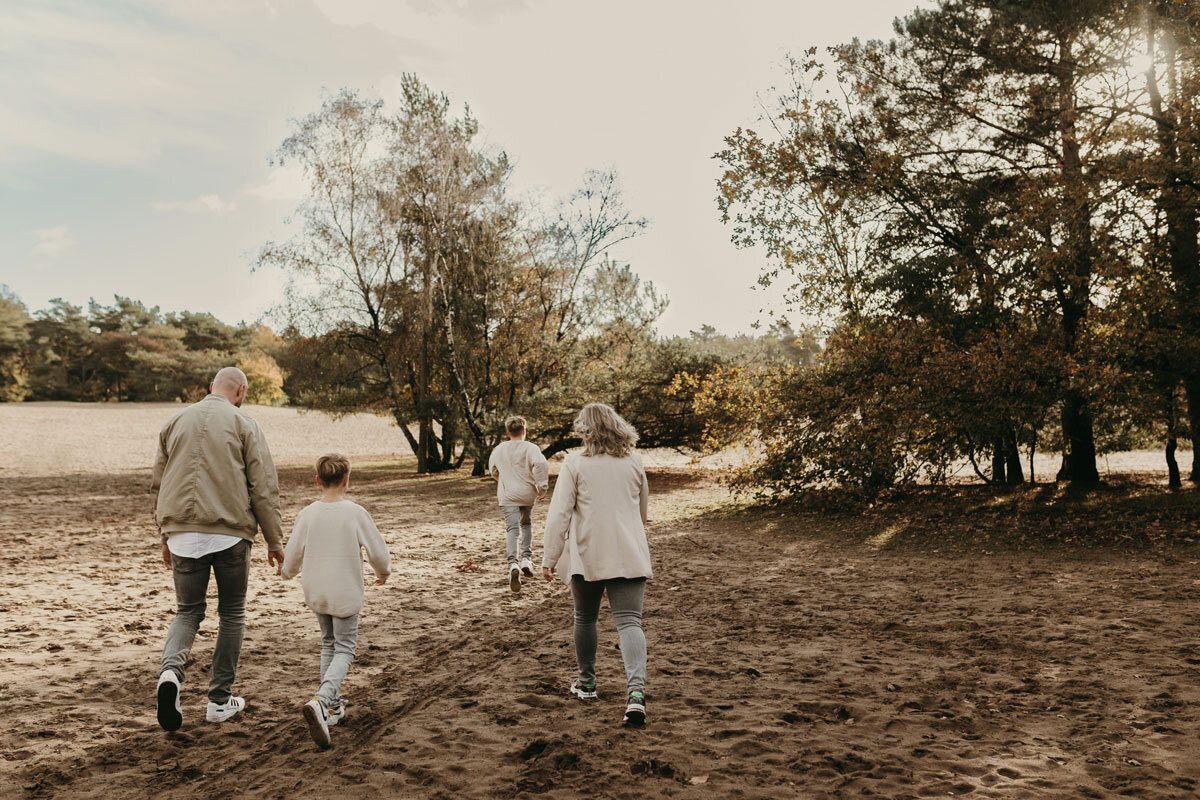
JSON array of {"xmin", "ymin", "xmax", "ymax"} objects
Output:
[
  {"xmin": 315, "ymin": 612, "xmax": 358, "ymax": 708},
  {"xmin": 501, "ymin": 505, "xmax": 532, "ymax": 566}
]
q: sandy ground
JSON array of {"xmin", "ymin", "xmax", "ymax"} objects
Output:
[
  {"xmin": 0, "ymin": 402, "xmax": 410, "ymax": 477},
  {"xmin": 1, "ymin": 404, "xmax": 1199, "ymax": 799},
  {"xmin": 0, "ymin": 403, "xmax": 749, "ymax": 478}
]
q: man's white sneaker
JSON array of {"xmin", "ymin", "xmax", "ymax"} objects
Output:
[
  {"xmin": 520, "ymin": 558, "xmax": 534, "ymax": 577},
  {"xmin": 205, "ymin": 696, "xmax": 245, "ymax": 723},
  {"xmin": 303, "ymin": 697, "xmax": 332, "ymax": 749},
  {"xmin": 509, "ymin": 566, "xmax": 521, "ymax": 593},
  {"xmin": 156, "ymin": 671, "xmax": 182, "ymax": 731}
]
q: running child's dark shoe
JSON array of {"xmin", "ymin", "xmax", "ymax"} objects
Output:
[
  {"xmin": 623, "ymin": 691, "xmax": 646, "ymax": 726},
  {"xmin": 569, "ymin": 680, "xmax": 598, "ymax": 700}
]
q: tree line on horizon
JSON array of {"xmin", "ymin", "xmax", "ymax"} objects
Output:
[
  {"xmin": 0, "ymin": 283, "xmax": 816, "ymax": 474},
  {"xmin": 0, "ymin": 290, "xmax": 289, "ymax": 406},
  {"xmin": 704, "ymin": 0, "xmax": 1200, "ymax": 492}
]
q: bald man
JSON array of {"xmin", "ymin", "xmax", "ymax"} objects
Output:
[{"xmin": 150, "ymin": 367, "xmax": 284, "ymax": 731}]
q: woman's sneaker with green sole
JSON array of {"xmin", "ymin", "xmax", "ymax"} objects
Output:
[
  {"xmin": 623, "ymin": 691, "xmax": 646, "ymax": 726},
  {"xmin": 569, "ymin": 680, "xmax": 597, "ymax": 700}
]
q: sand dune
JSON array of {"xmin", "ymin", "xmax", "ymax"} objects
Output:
[{"xmin": 0, "ymin": 405, "xmax": 1198, "ymax": 798}]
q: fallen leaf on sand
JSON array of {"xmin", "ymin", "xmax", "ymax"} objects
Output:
[
  {"xmin": 454, "ymin": 558, "xmax": 484, "ymax": 573},
  {"xmin": 689, "ymin": 775, "xmax": 709, "ymax": 784}
]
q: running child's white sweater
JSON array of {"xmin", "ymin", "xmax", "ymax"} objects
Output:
[{"xmin": 281, "ymin": 500, "xmax": 391, "ymax": 618}]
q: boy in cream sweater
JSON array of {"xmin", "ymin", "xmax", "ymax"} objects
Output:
[
  {"xmin": 281, "ymin": 453, "xmax": 391, "ymax": 749},
  {"xmin": 488, "ymin": 416, "xmax": 549, "ymax": 592}
]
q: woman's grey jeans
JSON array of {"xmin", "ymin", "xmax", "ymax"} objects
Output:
[{"xmin": 570, "ymin": 576, "xmax": 647, "ymax": 694}]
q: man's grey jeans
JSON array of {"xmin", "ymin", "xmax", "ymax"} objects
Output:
[
  {"xmin": 160, "ymin": 539, "xmax": 251, "ymax": 704},
  {"xmin": 501, "ymin": 505, "xmax": 532, "ymax": 566},
  {"xmin": 315, "ymin": 613, "xmax": 358, "ymax": 708}
]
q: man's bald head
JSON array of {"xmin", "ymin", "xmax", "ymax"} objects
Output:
[{"xmin": 211, "ymin": 367, "xmax": 249, "ymax": 407}]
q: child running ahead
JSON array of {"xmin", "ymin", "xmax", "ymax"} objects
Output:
[
  {"xmin": 488, "ymin": 416, "xmax": 549, "ymax": 592},
  {"xmin": 281, "ymin": 453, "xmax": 391, "ymax": 749}
]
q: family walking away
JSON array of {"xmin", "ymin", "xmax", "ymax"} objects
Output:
[{"xmin": 150, "ymin": 368, "xmax": 655, "ymax": 748}]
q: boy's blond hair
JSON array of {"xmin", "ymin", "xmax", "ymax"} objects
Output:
[
  {"xmin": 315, "ymin": 453, "xmax": 351, "ymax": 487},
  {"xmin": 505, "ymin": 416, "xmax": 526, "ymax": 436}
]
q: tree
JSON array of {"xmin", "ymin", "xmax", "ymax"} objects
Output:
[
  {"xmin": 717, "ymin": 0, "xmax": 1147, "ymax": 488},
  {"xmin": 0, "ymin": 286, "xmax": 31, "ymax": 401},
  {"xmin": 1137, "ymin": 0, "xmax": 1200, "ymax": 480},
  {"xmin": 264, "ymin": 81, "xmax": 652, "ymax": 474}
]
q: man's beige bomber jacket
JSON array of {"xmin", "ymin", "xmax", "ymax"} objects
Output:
[{"xmin": 151, "ymin": 394, "xmax": 284, "ymax": 550}]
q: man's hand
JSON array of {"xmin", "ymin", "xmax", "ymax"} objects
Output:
[
  {"xmin": 542, "ymin": 566, "xmax": 555, "ymax": 582},
  {"xmin": 268, "ymin": 549, "xmax": 285, "ymax": 576},
  {"xmin": 536, "ymin": 489, "xmax": 547, "ymax": 502},
  {"xmin": 375, "ymin": 575, "xmax": 388, "ymax": 585},
  {"xmin": 161, "ymin": 542, "xmax": 172, "ymax": 569}
]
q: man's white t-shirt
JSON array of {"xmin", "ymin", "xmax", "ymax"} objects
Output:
[{"xmin": 166, "ymin": 532, "xmax": 242, "ymax": 559}]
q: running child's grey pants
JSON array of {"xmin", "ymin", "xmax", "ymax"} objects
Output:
[{"xmin": 315, "ymin": 612, "xmax": 358, "ymax": 707}]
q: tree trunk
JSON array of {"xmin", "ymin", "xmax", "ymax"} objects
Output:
[
  {"xmin": 1004, "ymin": 429, "xmax": 1024, "ymax": 484},
  {"xmin": 1028, "ymin": 431, "xmax": 1036, "ymax": 485},
  {"xmin": 1166, "ymin": 436, "xmax": 1181, "ymax": 488},
  {"xmin": 1053, "ymin": 34, "xmax": 1100, "ymax": 485},
  {"xmin": 1188, "ymin": 378, "xmax": 1200, "ymax": 483},
  {"xmin": 1166, "ymin": 389, "xmax": 1182, "ymax": 488},
  {"xmin": 541, "ymin": 437, "xmax": 582, "ymax": 459},
  {"xmin": 440, "ymin": 416, "xmax": 457, "ymax": 470},
  {"xmin": 437, "ymin": 271, "xmax": 490, "ymax": 467},
  {"xmin": 1143, "ymin": 15, "xmax": 1200, "ymax": 482},
  {"xmin": 392, "ymin": 410, "xmax": 420, "ymax": 456},
  {"xmin": 991, "ymin": 435, "xmax": 1006, "ymax": 485},
  {"xmin": 1057, "ymin": 388, "xmax": 1100, "ymax": 483},
  {"xmin": 416, "ymin": 252, "xmax": 435, "ymax": 474}
]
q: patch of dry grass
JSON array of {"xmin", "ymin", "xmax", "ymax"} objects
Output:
[{"xmin": 0, "ymin": 402, "xmax": 409, "ymax": 477}]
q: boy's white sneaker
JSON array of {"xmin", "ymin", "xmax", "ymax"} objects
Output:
[
  {"xmin": 509, "ymin": 565, "xmax": 521, "ymax": 593},
  {"xmin": 520, "ymin": 558, "xmax": 534, "ymax": 577},
  {"xmin": 156, "ymin": 671, "xmax": 182, "ymax": 731},
  {"xmin": 205, "ymin": 695, "xmax": 245, "ymax": 723},
  {"xmin": 327, "ymin": 699, "xmax": 346, "ymax": 726},
  {"xmin": 303, "ymin": 697, "xmax": 332, "ymax": 749}
]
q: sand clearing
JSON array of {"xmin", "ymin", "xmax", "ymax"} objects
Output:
[{"xmin": 1, "ymin": 404, "xmax": 1198, "ymax": 798}]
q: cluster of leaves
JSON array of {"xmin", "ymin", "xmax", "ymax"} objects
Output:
[
  {"xmin": 0, "ymin": 288, "xmax": 287, "ymax": 405},
  {"xmin": 710, "ymin": 0, "xmax": 1200, "ymax": 495}
]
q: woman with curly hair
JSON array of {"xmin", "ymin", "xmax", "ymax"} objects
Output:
[{"xmin": 542, "ymin": 402, "xmax": 652, "ymax": 725}]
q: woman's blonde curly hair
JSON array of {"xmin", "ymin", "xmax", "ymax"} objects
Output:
[{"xmin": 573, "ymin": 402, "xmax": 639, "ymax": 458}]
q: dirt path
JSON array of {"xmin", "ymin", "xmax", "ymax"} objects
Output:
[{"xmin": 2, "ymin": 463, "xmax": 1199, "ymax": 799}]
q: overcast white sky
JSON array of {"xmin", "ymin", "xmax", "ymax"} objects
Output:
[{"xmin": 0, "ymin": 0, "xmax": 918, "ymax": 335}]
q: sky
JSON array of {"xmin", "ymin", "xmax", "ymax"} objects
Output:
[{"xmin": 0, "ymin": 0, "xmax": 919, "ymax": 336}]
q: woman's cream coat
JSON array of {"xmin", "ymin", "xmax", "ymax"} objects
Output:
[{"xmin": 542, "ymin": 451, "xmax": 651, "ymax": 583}]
